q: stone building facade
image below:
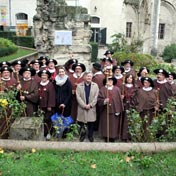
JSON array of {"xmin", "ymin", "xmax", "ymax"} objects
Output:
[{"xmin": 0, "ymin": 0, "xmax": 176, "ymax": 56}]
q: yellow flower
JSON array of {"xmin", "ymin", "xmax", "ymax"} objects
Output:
[
  {"xmin": 0, "ymin": 99, "xmax": 8, "ymax": 107},
  {"xmin": 31, "ymin": 148, "xmax": 36, "ymax": 153},
  {"xmin": 0, "ymin": 148, "xmax": 4, "ymax": 154}
]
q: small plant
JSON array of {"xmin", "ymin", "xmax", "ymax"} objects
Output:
[
  {"xmin": 0, "ymin": 89, "xmax": 26, "ymax": 138},
  {"xmin": 162, "ymin": 43, "xmax": 176, "ymax": 63}
]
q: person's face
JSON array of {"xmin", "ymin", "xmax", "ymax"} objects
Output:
[
  {"xmin": 23, "ymin": 71, "xmax": 31, "ymax": 79},
  {"xmin": 104, "ymin": 60, "xmax": 111, "ymax": 67},
  {"xmin": 84, "ymin": 73, "xmax": 92, "ymax": 84},
  {"xmin": 124, "ymin": 63, "xmax": 131, "ymax": 70},
  {"xmin": 143, "ymin": 80, "xmax": 150, "ymax": 88},
  {"xmin": 58, "ymin": 68, "xmax": 65, "ymax": 78},
  {"xmin": 2, "ymin": 71, "xmax": 10, "ymax": 79},
  {"xmin": 126, "ymin": 75, "xmax": 133, "ymax": 84},
  {"xmin": 14, "ymin": 64, "xmax": 21, "ymax": 72},
  {"xmin": 107, "ymin": 79, "xmax": 113, "ymax": 86},
  {"xmin": 167, "ymin": 75, "xmax": 173, "ymax": 83},
  {"xmin": 157, "ymin": 73, "xmax": 165, "ymax": 81},
  {"xmin": 41, "ymin": 73, "xmax": 49, "ymax": 82},
  {"xmin": 75, "ymin": 66, "xmax": 83, "ymax": 75},
  {"xmin": 106, "ymin": 53, "xmax": 112, "ymax": 58},
  {"xmin": 48, "ymin": 62, "xmax": 55, "ymax": 69},
  {"xmin": 32, "ymin": 63, "xmax": 40, "ymax": 71},
  {"xmin": 114, "ymin": 69, "xmax": 121, "ymax": 75},
  {"xmin": 140, "ymin": 69, "xmax": 148, "ymax": 77}
]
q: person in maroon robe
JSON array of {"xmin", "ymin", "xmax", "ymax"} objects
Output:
[
  {"xmin": 167, "ymin": 72, "xmax": 176, "ymax": 98},
  {"xmin": 136, "ymin": 67, "xmax": 150, "ymax": 88},
  {"xmin": 64, "ymin": 58, "xmax": 78, "ymax": 77},
  {"xmin": 121, "ymin": 74, "xmax": 138, "ymax": 141},
  {"xmin": 17, "ymin": 67, "xmax": 39, "ymax": 117},
  {"xmin": 98, "ymin": 77, "xmax": 124, "ymax": 142},
  {"xmin": 0, "ymin": 61, "xmax": 11, "ymax": 68},
  {"xmin": 30, "ymin": 59, "xmax": 42, "ymax": 84},
  {"xmin": 0, "ymin": 66, "xmax": 17, "ymax": 92},
  {"xmin": 38, "ymin": 56, "xmax": 48, "ymax": 70},
  {"xmin": 113, "ymin": 65, "xmax": 125, "ymax": 88},
  {"xmin": 46, "ymin": 59, "xmax": 58, "ymax": 82},
  {"xmin": 69, "ymin": 63, "xmax": 86, "ymax": 122},
  {"xmin": 38, "ymin": 70, "xmax": 56, "ymax": 137},
  {"xmin": 121, "ymin": 60, "xmax": 136, "ymax": 78},
  {"xmin": 135, "ymin": 77, "xmax": 159, "ymax": 140},
  {"xmin": 153, "ymin": 69, "xmax": 173, "ymax": 110}
]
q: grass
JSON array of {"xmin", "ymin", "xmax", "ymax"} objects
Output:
[
  {"xmin": 0, "ymin": 48, "xmax": 36, "ymax": 62},
  {"xmin": 0, "ymin": 149, "xmax": 176, "ymax": 176}
]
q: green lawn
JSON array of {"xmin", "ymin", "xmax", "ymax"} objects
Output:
[
  {"xmin": 0, "ymin": 149, "xmax": 176, "ymax": 176},
  {"xmin": 0, "ymin": 48, "xmax": 36, "ymax": 62}
]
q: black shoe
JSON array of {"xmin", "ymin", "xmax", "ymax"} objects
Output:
[
  {"xmin": 88, "ymin": 136, "xmax": 94, "ymax": 142},
  {"xmin": 79, "ymin": 127, "xmax": 86, "ymax": 142}
]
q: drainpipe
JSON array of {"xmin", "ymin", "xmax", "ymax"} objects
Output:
[{"xmin": 150, "ymin": 0, "xmax": 161, "ymax": 56}]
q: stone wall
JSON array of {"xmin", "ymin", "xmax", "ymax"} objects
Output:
[{"xmin": 33, "ymin": 0, "xmax": 92, "ymax": 68}]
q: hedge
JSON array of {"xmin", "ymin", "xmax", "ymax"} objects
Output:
[
  {"xmin": 90, "ymin": 42, "xmax": 98, "ymax": 62},
  {"xmin": 0, "ymin": 38, "xmax": 18, "ymax": 57}
]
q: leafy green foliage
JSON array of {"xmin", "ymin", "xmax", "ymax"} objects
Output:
[
  {"xmin": 108, "ymin": 33, "xmax": 143, "ymax": 53},
  {"xmin": 128, "ymin": 98, "xmax": 176, "ymax": 142},
  {"xmin": 0, "ymin": 38, "xmax": 18, "ymax": 57},
  {"xmin": 162, "ymin": 44, "xmax": 176, "ymax": 63},
  {"xmin": 90, "ymin": 42, "xmax": 98, "ymax": 62},
  {"xmin": 12, "ymin": 36, "xmax": 35, "ymax": 48}
]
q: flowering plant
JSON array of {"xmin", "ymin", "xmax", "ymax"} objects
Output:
[{"xmin": 0, "ymin": 89, "xmax": 26, "ymax": 138}]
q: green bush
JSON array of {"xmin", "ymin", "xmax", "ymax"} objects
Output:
[
  {"xmin": 12, "ymin": 36, "xmax": 35, "ymax": 48},
  {"xmin": 0, "ymin": 38, "xmax": 18, "ymax": 57},
  {"xmin": 90, "ymin": 42, "xmax": 98, "ymax": 62},
  {"xmin": 113, "ymin": 51, "xmax": 157, "ymax": 68},
  {"xmin": 0, "ymin": 31, "xmax": 16, "ymax": 41},
  {"xmin": 162, "ymin": 43, "xmax": 176, "ymax": 63}
]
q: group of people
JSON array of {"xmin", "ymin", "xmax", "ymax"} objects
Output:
[{"xmin": 0, "ymin": 50, "xmax": 176, "ymax": 142}]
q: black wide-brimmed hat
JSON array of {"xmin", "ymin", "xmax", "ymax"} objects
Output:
[
  {"xmin": 72, "ymin": 63, "xmax": 86, "ymax": 72},
  {"xmin": 38, "ymin": 56, "xmax": 49, "ymax": 61},
  {"xmin": 11, "ymin": 60, "xmax": 25, "ymax": 67},
  {"xmin": 153, "ymin": 69, "xmax": 169, "ymax": 77},
  {"xmin": 0, "ymin": 66, "xmax": 13, "ymax": 73},
  {"xmin": 46, "ymin": 59, "xmax": 58, "ymax": 66},
  {"xmin": 103, "ymin": 76, "xmax": 117, "ymax": 86},
  {"xmin": 104, "ymin": 50, "xmax": 114, "ymax": 56},
  {"xmin": 112, "ymin": 65, "xmax": 125, "ymax": 73},
  {"xmin": 121, "ymin": 59, "xmax": 134, "ymax": 66},
  {"xmin": 101, "ymin": 57, "xmax": 113, "ymax": 63},
  {"xmin": 0, "ymin": 61, "xmax": 11, "ymax": 67},
  {"xmin": 38, "ymin": 70, "xmax": 51, "ymax": 78},
  {"xmin": 19, "ymin": 67, "xmax": 36, "ymax": 76},
  {"xmin": 137, "ymin": 67, "xmax": 150, "ymax": 77},
  {"xmin": 141, "ymin": 77, "xmax": 154, "ymax": 87},
  {"xmin": 92, "ymin": 63, "xmax": 102, "ymax": 71},
  {"xmin": 168, "ymin": 72, "xmax": 176, "ymax": 79},
  {"xmin": 30, "ymin": 59, "xmax": 42, "ymax": 66}
]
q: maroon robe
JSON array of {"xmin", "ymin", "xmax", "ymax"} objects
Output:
[
  {"xmin": 20, "ymin": 78, "xmax": 39, "ymax": 116},
  {"xmin": 98, "ymin": 86, "xmax": 123, "ymax": 139},
  {"xmin": 0, "ymin": 77, "xmax": 17, "ymax": 92},
  {"xmin": 92, "ymin": 72, "xmax": 105, "ymax": 89},
  {"xmin": 69, "ymin": 73, "xmax": 84, "ymax": 121}
]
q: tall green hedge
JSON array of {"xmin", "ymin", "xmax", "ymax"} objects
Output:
[
  {"xmin": 0, "ymin": 38, "xmax": 18, "ymax": 57},
  {"xmin": 162, "ymin": 44, "xmax": 176, "ymax": 63},
  {"xmin": 90, "ymin": 42, "xmax": 98, "ymax": 62},
  {"xmin": 0, "ymin": 32, "xmax": 35, "ymax": 48}
]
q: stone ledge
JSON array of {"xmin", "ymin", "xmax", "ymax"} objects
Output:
[{"xmin": 0, "ymin": 140, "xmax": 176, "ymax": 153}]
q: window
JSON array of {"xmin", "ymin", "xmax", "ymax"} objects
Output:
[
  {"xmin": 126, "ymin": 22, "xmax": 132, "ymax": 38},
  {"xmin": 90, "ymin": 28, "xmax": 106, "ymax": 45},
  {"xmin": 16, "ymin": 13, "xmax": 28, "ymax": 20},
  {"xmin": 91, "ymin": 17, "xmax": 100, "ymax": 24},
  {"xmin": 158, "ymin": 23, "xmax": 165, "ymax": 39}
]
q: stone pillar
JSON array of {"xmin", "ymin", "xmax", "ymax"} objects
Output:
[
  {"xmin": 150, "ymin": 0, "xmax": 161, "ymax": 56},
  {"xmin": 33, "ymin": 0, "xmax": 92, "ymax": 68}
]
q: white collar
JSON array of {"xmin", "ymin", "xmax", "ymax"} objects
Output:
[
  {"xmin": 125, "ymin": 68, "xmax": 131, "ymax": 72},
  {"xmin": 23, "ymin": 77, "xmax": 32, "ymax": 81},
  {"xmin": 125, "ymin": 83, "xmax": 133, "ymax": 88},
  {"xmin": 48, "ymin": 68, "xmax": 56, "ymax": 73},
  {"xmin": 73, "ymin": 72, "xmax": 84, "ymax": 78},
  {"xmin": 157, "ymin": 79, "xmax": 167, "ymax": 84},
  {"xmin": 93, "ymin": 71, "xmax": 103, "ymax": 76},
  {"xmin": 142, "ymin": 87, "xmax": 153, "ymax": 91},
  {"xmin": 114, "ymin": 74, "xmax": 123, "ymax": 79},
  {"xmin": 1, "ymin": 77, "xmax": 10, "ymax": 81},
  {"xmin": 105, "ymin": 85, "xmax": 113, "ymax": 90},
  {"xmin": 40, "ymin": 80, "xmax": 49, "ymax": 86}
]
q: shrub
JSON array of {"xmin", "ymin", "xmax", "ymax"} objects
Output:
[
  {"xmin": 12, "ymin": 36, "xmax": 35, "ymax": 48},
  {"xmin": 0, "ymin": 31, "xmax": 16, "ymax": 41},
  {"xmin": 162, "ymin": 43, "xmax": 176, "ymax": 63},
  {"xmin": 90, "ymin": 42, "xmax": 98, "ymax": 62},
  {"xmin": 0, "ymin": 38, "xmax": 18, "ymax": 57},
  {"xmin": 113, "ymin": 51, "xmax": 157, "ymax": 68}
]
